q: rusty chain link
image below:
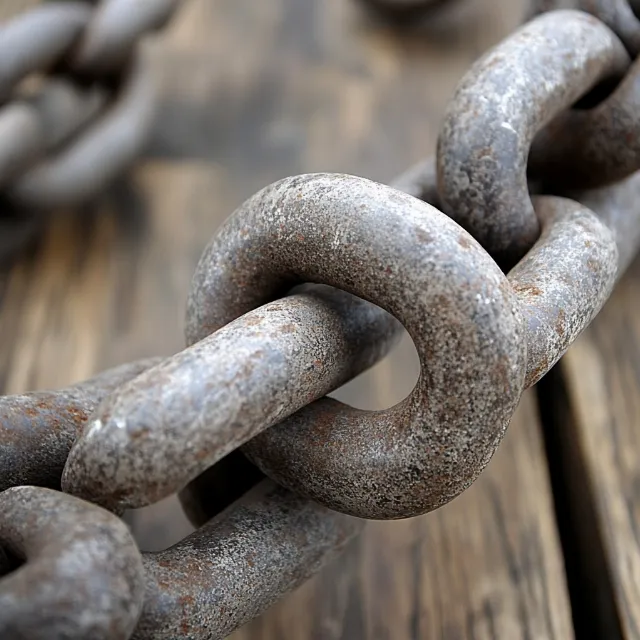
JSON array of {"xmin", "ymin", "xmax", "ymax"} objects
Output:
[{"xmin": 3, "ymin": 1, "xmax": 640, "ymax": 638}]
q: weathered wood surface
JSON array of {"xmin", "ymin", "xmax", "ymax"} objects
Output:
[
  {"xmin": 0, "ymin": 0, "xmax": 587, "ymax": 637},
  {"xmin": 551, "ymin": 254, "xmax": 640, "ymax": 640}
]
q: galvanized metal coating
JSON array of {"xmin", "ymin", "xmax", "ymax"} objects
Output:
[
  {"xmin": 135, "ymin": 481, "xmax": 363, "ymax": 640},
  {"xmin": 437, "ymin": 10, "xmax": 629, "ymax": 266},
  {"xmin": 0, "ymin": 486, "xmax": 145, "ymax": 640},
  {"xmin": 0, "ymin": 358, "xmax": 160, "ymax": 492}
]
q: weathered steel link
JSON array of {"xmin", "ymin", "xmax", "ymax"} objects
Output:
[
  {"xmin": 62, "ymin": 285, "xmax": 405, "ymax": 512},
  {"xmin": 529, "ymin": 0, "xmax": 640, "ymax": 56},
  {"xmin": 571, "ymin": 171, "xmax": 640, "ymax": 273},
  {"xmin": 0, "ymin": 3, "xmax": 91, "ymax": 102},
  {"xmin": 529, "ymin": 56, "xmax": 640, "ymax": 190},
  {"xmin": 0, "ymin": 80, "xmax": 106, "ymax": 189},
  {"xmin": 64, "ymin": 174, "xmax": 527, "ymax": 519},
  {"xmin": 436, "ymin": 10, "xmax": 629, "ymax": 266},
  {"xmin": 135, "ymin": 481, "xmax": 362, "ymax": 640},
  {"xmin": 0, "ymin": 486, "xmax": 145, "ymax": 640},
  {"xmin": 0, "ymin": 358, "xmax": 160, "ymax": 492},
  {"xmin": 3, "ymin": 5, "xmax": 640, "ymax": 639},
  {"xmin": 0, "ymin": 0, "xmax": 179, "ymax": 210},
  {"xmin": 508, "ymin": 196, "xmax": 618, "ymax": 387},
  {"xmin": 179, "ymin": 450, "xmax": 266, "ymax": 528}
]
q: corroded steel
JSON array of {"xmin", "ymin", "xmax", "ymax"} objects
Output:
[
  {"xmin": 135, "ymin": 481, "xmax": 362, "ymax": 640},
  {"xmin": 0, "ymin": 358, "xmax": 160, "ymax": 492},
  {"xmin": 529, "ymin": 56, "xmax": 640, "ymax": 190},
  {"xmin": 62, "ymin": 284, "xmax": 405, "ymax": 512},
  {"xmin": 63, "ymin": 174, "xmax": 528, "ymax": 519},
  {"xmin": 508, "ymin": 196, "xmax": 618, "ymax": 387},
  {"xmin": 3, "ymin": 4, "xmax": 640, "ymax": 640},
  {"xmin": 0, "ymin": 486, "xmax": 145, "ymax": 640},
  {"xmin": 436, "ymin": 10, "xmax": 629, "ymax": 266}
]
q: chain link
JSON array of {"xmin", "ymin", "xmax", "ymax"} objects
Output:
[
  {"xmin": 3, "ymin": 0, "xmax": 640, "ymax": 638},
  {"xmin": 0, "ymin": 0, "xmax": 177, "ymax": 210}
]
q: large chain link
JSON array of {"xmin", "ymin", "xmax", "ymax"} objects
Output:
[{"xmin": 3, "ymin": 1, "xmax": 640, "ymax": 638}]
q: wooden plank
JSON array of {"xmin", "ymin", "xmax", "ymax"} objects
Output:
[
  {"xmin": 0, "ymin": 0, "xmax": 576, "ymax": 636},
  {"xmin": 552, "ymin": 255, "xmax": 640, "ymax": 639}
]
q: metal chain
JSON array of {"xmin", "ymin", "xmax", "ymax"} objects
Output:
[
  {"xmin": 0, "ymin": 0, "xmax": 178, "ymax": 210},
  {"xmin": 3, "ymin": 1, "xmax": 640, "ymax": 639}
]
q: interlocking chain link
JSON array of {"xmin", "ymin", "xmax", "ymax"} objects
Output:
[
  {"xmin": 3, "ymin": 1, "xmax": 640, "ymax": 638},
  {"xmin": 0, "ymin": 0, "xmax": 177, "ymax": 210}
]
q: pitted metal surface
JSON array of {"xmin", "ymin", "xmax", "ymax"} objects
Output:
[
  {"xmin": 436, "ymin": 10, "xmax": 629, "ymax": 266},
  {"xmin": 508, "ymin": 196, "xmax": 618, "ymax": 387},
  {"xmin": 572, "ymin": 171, "xmax": 640, "ymax": 273},
  {"xmin": 3, "ymin": 4, "xmax": 640, "ymax": 639},
  {"xmin": 62, "ymin": 285, "xmax": 404, "ymax": 512},
  {"xmin": 0, "ymin": 358, "xmax": 160, "ymax": 492},
  {"xmin": 135, "ymin": 481, "xmax": 362, "ymax": 640},
  {"xmin": 0, "ymin": 486, "xmax": 145, "ymax": 640},
  {"xmin": 64, "ymin": 174, "xmax": 527, "ymax": 519}
]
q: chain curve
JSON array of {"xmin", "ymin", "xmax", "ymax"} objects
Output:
[
  {"xmin": 0, "ymin": 486, "xmax": 145, "ymax": 640},
  {"xmin": 436, "ymin": 10, "xmax": 629, "ymax": 267}
]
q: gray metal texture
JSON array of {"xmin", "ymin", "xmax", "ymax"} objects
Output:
[
  {"xmin": 0, "ymin": 358, "xmax": 160, "ymax": 492},
  {"xmin": 528, "ymin": 0, "xmax": 640, "ymax": 56},
  {"xmin": 134, "ymin": 481, "xmax": 362, "ymax": 640},
  {"xmin": 436, "ymin": 10, "xmax": 629, "ymax": 267},
  {"xmin": 508, "ymin": 196, "xmax": 618, "ymax": 387},
  {"xmin": 63, "ymin": 173, "xmax": 528, "ymax": 519},
  {"xmin": 0, "ymin": 486, "xmax": 145, "ymax": 640},
  {"xmin": 529, "ymin": 50, "xmax": 640, "ymax": 191},
  {"xmin": 0, "ymin": 0, "xmax": 178, "ymax": 211},
  {"xmin": 62, "ymin": 284, "xmax": 405, "ymax": 513}
]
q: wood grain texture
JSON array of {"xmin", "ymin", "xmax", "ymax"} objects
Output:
[
  {"xmin": 557, "ymin": 256, "xmax": 640, "ymax": 640},
  {"xmin": 0, "ymin": 0, "xmax": 577, "ymax": 637}
]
